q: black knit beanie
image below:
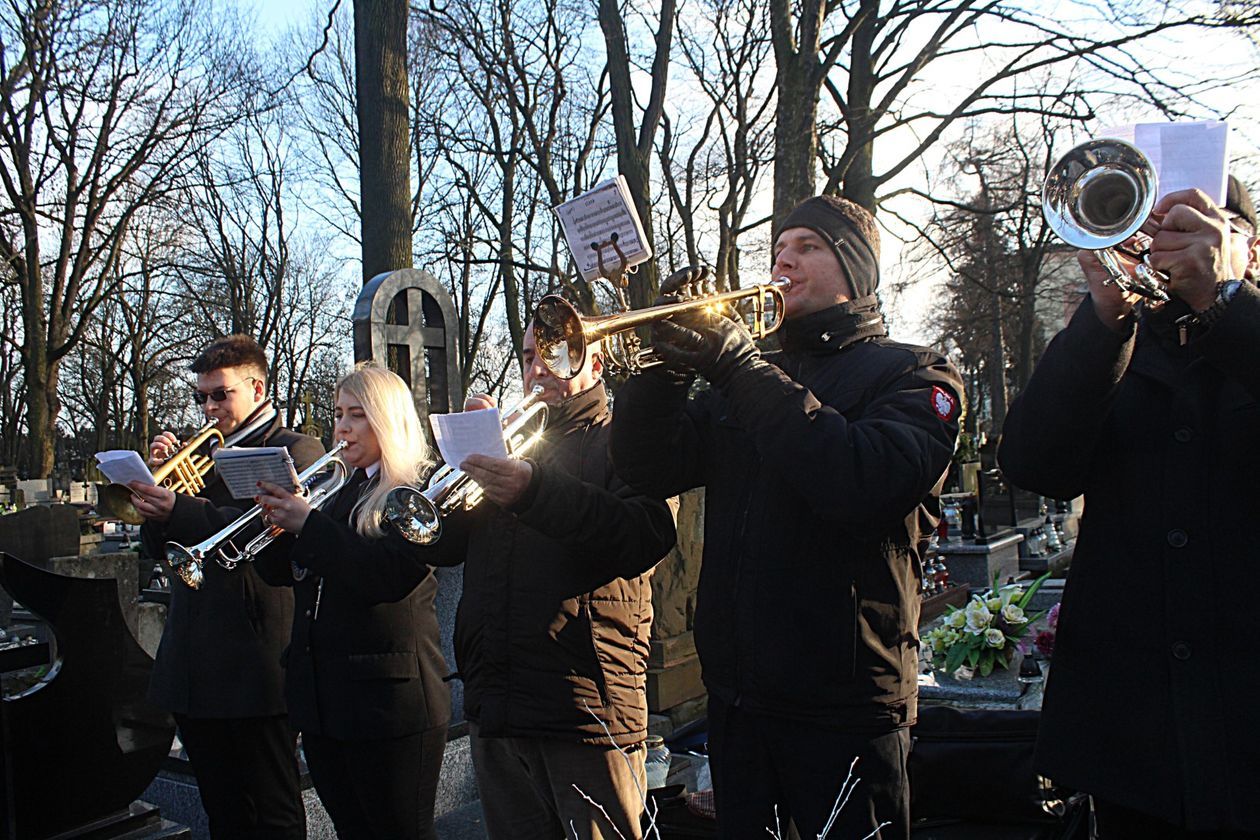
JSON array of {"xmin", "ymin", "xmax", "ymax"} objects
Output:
[
  {"xmin": 1226, "ymin": 174, "xmax": 1257, "ymax": 234},
  {"xmin": 774, "ymin": 196, "xmax": 881, "ymax": 298}
]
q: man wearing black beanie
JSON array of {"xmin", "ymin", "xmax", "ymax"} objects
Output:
[{"xmin": 610, "ymin": 195, "xmax": 964, "ymax": 839}]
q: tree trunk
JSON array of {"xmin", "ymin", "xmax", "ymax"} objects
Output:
[
  {"xmin": 355, "ymin": 0, "xmax": 413, "ymax": 286},
  {"xmin": 598, "ymin": 0, "xmax": 673, "ymax": 309},
  {"xmin": 770, "ymin": 0, "xmax": 826, "ymax": 227},
  {"xmin": 839, "ymin": 6, "xmax": 878, "ymax": 212},
  {"xmin": 23, "ymin": 353, "xmax": 58, "ymax": 478}
]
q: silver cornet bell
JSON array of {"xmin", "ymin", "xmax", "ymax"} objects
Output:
[{"xmin": 1043, "ymin": 138, "xmax": 1169, "ymax": 303}]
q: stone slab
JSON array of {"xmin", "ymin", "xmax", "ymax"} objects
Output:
[
  {"xmin": 0, "ymin": 503, "xmax": 82, "ymax": 566},
  {"xmin": 647, "ymin": 653, "xmax": 705, "ymax": 713},
  {"xmin": 648, "ymin": 631, "xmax": 696, "ymax": 669},
  {"xmin": 938, "ymin": 531, "xmax": 1023, "ymax": 589}
]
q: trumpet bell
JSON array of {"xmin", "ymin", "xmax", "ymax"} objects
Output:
[
  {"xmin": 534, "ymin": 296, "xmax": 588, "ymax": 381},
  {"xmin": 165, "ymin": 545, "xmax": 205, "ymax": 590},
  {"xmin": 384, "ymin": 487, "xmax": 442, "ymax": 545},
  {"xmin": 1043, "ymin": 138, "xmax": 1156, "ymax": 250}
]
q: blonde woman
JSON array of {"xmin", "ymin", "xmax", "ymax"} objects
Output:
[{"xmin": 255, "ymin": 364, "xmax": 450, "ymax": 840}]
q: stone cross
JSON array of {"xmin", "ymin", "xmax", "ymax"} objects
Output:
[
  {"xmin": 299, "ymin": 391, "xmax": 321, "ymax": 438},
  {"xmin": 352, "ymin": 269, "xmax": 463, "ymax": 423}
]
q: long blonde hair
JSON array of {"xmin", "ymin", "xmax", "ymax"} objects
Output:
[{"xmin": 335, "ymin": 363, "xmax": 434, "ymax": 538}]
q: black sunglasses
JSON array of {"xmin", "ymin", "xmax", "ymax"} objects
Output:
[{"xmin": 192, "ymin": 377, "xmax": 257, "ymax": 405}]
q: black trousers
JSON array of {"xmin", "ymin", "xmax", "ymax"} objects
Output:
[
  {"xmin": 1093, "ymin": 798, "xmax": 1260, "ymax": 840},
  {"xmin": 302, "ymin": 724, "xmax": 447, "ymax": 840},
  {"xmin": 707, "ymin": 695, "xmax": 910, "ymax": 840},
  {"xmin": 175, "ymin": 713, "xmax": 306, "ymax": 840}
]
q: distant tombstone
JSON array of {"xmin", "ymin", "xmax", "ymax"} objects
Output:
[{"xmin": 353, "ymin": 269, "xmax": 463, "ymax": 424}]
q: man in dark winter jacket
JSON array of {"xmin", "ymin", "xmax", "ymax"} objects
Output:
[
  {"xmin": 610, "ymin": 195, "xmax": 963, "ymax": 840},
  {"xmin": 128, "ymin": 335, "xmax": 323, "ymax": 840},
  {"xmin": 421, "ymin": 326, "xmax": 677, "ymax": 840},
  {"xmin": 999, "ymin": 178, "xmax": 1260, "ymax": 838}
]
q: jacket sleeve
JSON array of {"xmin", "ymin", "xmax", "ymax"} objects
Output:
[
  {"xmin": 1191, "ymin": 280, "xmax": 1260, "ymax": 401},
  {"xmin": 998, "ymin": 295, "xmax": 1136, "ymax": 500},
  {"xmin": 715, "ymin": 347, "xmax": 963, "ymax": 528},
  {"xmin": 609, "ymin": 372, "xmax": 712, "ymax": 499},
  {"xmin": 512, "ymin": 454, "xmax": 677, "ymax": 580},
  {"xmin": 288, "ymin": 507, "xmax": 435, "ymax": 606}
]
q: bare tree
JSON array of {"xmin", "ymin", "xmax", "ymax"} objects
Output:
[
  {"xmin": 0, "ymin": 0, "xmax": 258, "ymax": 476},
  {"xmin": 355, "ymin": 0, "xmax": 413, "ymax": 284},
  {"xmin": 768, "ymin": 1, "xmax": 1260, "ymax": 223},
  {"xmin": 598, "ymin": 0, "xmax": 675, "ymax": 307}
]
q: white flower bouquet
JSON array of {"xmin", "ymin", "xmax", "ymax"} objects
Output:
[{"xmin": 923, "ymin": 573, "xmax": 1049, "ymax": 678}]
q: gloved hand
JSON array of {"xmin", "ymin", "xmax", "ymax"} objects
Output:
[
  {"xmin": 661, "ymin": 265, "xmax": 716, "ymax": 299},
  {"xmin": 641, "ymin": 265, "xmax": 717, "ymax": 386},
  {"xmin": 651, "ymin": 313, "xmax": 760, "ymax": 389}
]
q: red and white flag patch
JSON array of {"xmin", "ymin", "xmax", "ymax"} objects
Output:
[{"xmin": 932, "ymin": 386, "xmax": 957, "ymax": 422}]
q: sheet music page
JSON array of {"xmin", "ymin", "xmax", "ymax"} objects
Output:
[
  {"xmin": 1098, "ymin": 120, "xmax": 1229, "ymax": 204},
  {"xmin": 431, "ymin": 408, "xmax": 509, "ymax": 471},
  {"xmin": 95, "ymin": 450, "xmax": 158, "ymax": 486},
  {"xmin": 553, "ymin": 175, "xmax": 653, "ymax": 281},
  {"xmin": 212, "ymin": 446, "xmax": 299, "ymax": 500}
]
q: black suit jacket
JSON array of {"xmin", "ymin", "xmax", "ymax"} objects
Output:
[
  {"xmin": 254, "ymin": 470, "xmax": 451, "ymax": 740},
  {"xmin": 142, "ymin": 417, "xmax": 325, "ymax": 718}
]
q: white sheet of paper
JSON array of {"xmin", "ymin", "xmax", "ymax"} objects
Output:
[
  {"xmin": 431, "ymin": 408, "xmax": 508, "ymax": 470},
  {"xmin": 1098, "ymin": 120, "xmax": 1230, "ymax": 204},
  {"xmin": 212, "ymin": 446, "xmax": 299, "ymax": 500},
  {"xmin": 95, "ymin": 450, "xmax": 158, "ymax": 486}
]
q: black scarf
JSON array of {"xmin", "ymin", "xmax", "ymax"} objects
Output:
[{"xmin": 777, "ymin": 297, "xmax": 888, "ymax": 355}]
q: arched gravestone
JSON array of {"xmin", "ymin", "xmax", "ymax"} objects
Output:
[
  {"xmin": 352, "ymin": 269, "xmax": 466, "ymax": 723},
  {"xmin": 352, "ymin": 269, "xmax": 463, "ymax": 419}
]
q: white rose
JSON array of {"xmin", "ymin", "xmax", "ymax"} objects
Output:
[
  {"xmin": 965, "ymin": 600, "xmax": 992, "ymax": 632},
  {"xmin": 985, "ymin": 628, "xmax": 1006, "ymax": 648},
  {"xmin": 946, "ymin": 610, "xmax": 967, "ymax": 629},
  {"xmin": 1001, "ymin": 604, "xmax": 1027, "ymax": 624},
  {"xmin": 986, "ymin": 597, "xmax": 1002, "ymax": 611}
]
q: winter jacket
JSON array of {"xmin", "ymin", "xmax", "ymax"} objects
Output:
[
  {"xmin": 253, "ymin": 467, "xmax": 451, "ymax": 740},
  {"xmin": 611, "ymin": 303, "xmax": 963, "ymax": 729},
  {"xmin": 142, "ymin": 412, "xmax": 324, "ymax": 718},
  {"xmin": 998, "ymin": 287, "xmax": 1260, "ymax": 831},
  {"xmin": 424, "ymin": 382, "xmax": 676, "ymax": 746}
]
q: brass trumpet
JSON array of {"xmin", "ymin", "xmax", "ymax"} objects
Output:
[
  {"xmin": 1042, "ymin": 138, "xmax": 1169, "ymax": 303},
  {"xmin": 382, "ymin": 385, "xmax": 549, "ymax": 545},
  {"xmin": 164, "ymin": 441, "xmax": 351, "ymax": 590},
  {"xmin": 97, "ymin": 418, "xmax": 224, "ymax": 525},
  {"xmin": 532, "ymin": 276, "xmax": 791, "ymax": 380}
]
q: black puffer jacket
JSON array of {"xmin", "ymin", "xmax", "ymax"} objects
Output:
[
  {"xmin": 424, "ymin": 382, "xmax": 676, "ymax": 746},
  {"xmin": 998, "ymin": 289, "xmax": 1260, "ymax": 831},
  {"xmin": 611, "ymin": 304, "xmax": 962, "ymax": 729},
  {"xmin": 142, "ymin": 414, "xmax": 325, "ymax": 718}
]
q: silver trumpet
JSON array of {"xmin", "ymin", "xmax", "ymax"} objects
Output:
[
  {"xmin": 1043, "ymin": 137, "xmax": 1169, "ymax": 303},
  {"xmin": 381, "ymin": 385, "xmax": 549, "ymax": 545},
  {"xmin": 164, "ymin": 441, "xmax": 351, "ymax": 590}
]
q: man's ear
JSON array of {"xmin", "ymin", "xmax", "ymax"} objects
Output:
[
  {"xmin": 589, "ymin": 351, "xmax": 604, "ymax": 379},
  {"xmin": 253, "ymin": 374, "xmax": 267, "ymax": 403},
  {"xmin": 1245, "ymin": 235, "xmax": 1260, "ymax": 280}
]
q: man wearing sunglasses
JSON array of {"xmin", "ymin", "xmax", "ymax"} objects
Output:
[{"xmin": 128, "ymin": 334, "xmax": 324, "ymax": 840}]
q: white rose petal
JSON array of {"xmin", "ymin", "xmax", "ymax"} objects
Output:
[
  {"xmin": 1002, "ymin": 604, "xmax": 1027, "ymax": 624},
  {"xmin": 985, "ymin": 628, "xmax": 1006, "ymax": 648}
]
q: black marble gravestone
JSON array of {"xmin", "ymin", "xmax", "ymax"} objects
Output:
[{"xmin": 0, "ymin": 552, "xmax": 180, "ymax": 838}]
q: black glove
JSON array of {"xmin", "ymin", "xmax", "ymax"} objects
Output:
[
  {"xmin": 651, "ymin": 313, "xmax": 759, "ymax": 388},
  {"xmin": 661, "ymin": 265, "xmax": 716, "ymax": 298}
]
